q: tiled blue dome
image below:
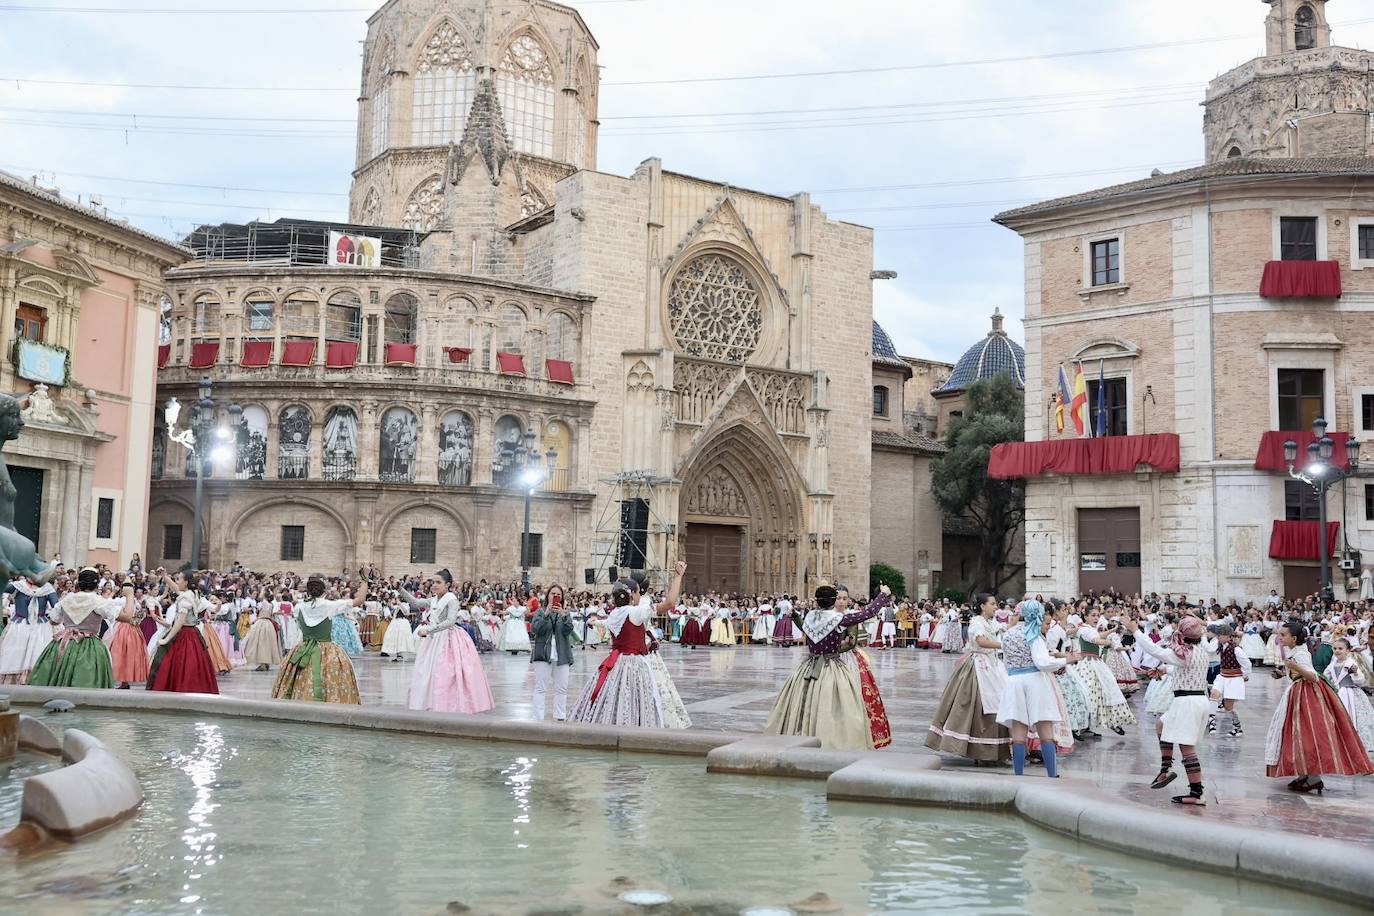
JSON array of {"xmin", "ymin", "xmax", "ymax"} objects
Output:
[
  {"xmin": 935, "ymin": 308, "xmax": 1025, "ymax": 394},
  {"xmin": 871, "ymin": 321, "xmax": 906, "ymax": 366}
]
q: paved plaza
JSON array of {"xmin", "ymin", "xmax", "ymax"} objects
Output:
[{"xmin": 204, "ymin": 642, "xmax": 1374, "ymax": 846}]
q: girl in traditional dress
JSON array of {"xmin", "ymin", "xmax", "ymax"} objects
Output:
[
  {"xmin": 710, "ymin": 603, "xmax": 736, "ymax": 646},
  {"xmin": 681, "ymin": 603, "xmax": 710, "ymax": 648},
  {"xmin": 370, "ymin": 603, "xmax": 389, "ymax": 652},
  {"xmin": 1046, "ymin": 605, "xmax": 1091, "ymax": 738},
  {"xmin": 381, "ymin": 601, "xmax": 418, "ymax": 661},
  {"xmin": 1138, "ymin": 615, "xmax": 1213, "ymax": 805},
  {"xmin": 498, "ymin": 601, "xmax": 531, "ymax": 654},
  {"xmin": 840, "ymin": 586, "xmax": 893, "ymax": 748},
  {"xmin": 1325, "ymin": 638, "xmax": 1374, "ymax": 754},
  {"xmin": 242, "ymin": 599, "xmax": 284, "ymax": 671},
  {"xmin": 996, "ymin": 600, "xmax": 1069, "ymax": 778},
  {"xmin": 1262, "ymin": 613, "xmax": 1283, "ymax": 667},
  {"xmin": 1207, "ymin": 624, "xmax": 1251, "ymax": 738},
  {"xmin": 926, "ymin": 592, "xmax": 1011, "ymax": 763},
  {"xmin": 148, "ymin": 570, "xmax": 220, "ymax": 694},
  {"xmin": 199, "ymin": 595, "xmax": 234, "ymax": 675},
  {"xmin": 754, "ymin": 599, "xmax": 776, "ymax": 645},
  {"xmin": 0, "ymin": 576, "xmax": 57, "ymax": 683},
  {"xmin": 772, "ymin": 598, "xmax": 798, "ymax": 647},
  {"xmin": 27, "ymin": 569, "xmax": 133, "ymax": 689},
  {"xmin": 272, "ymin": 576, "xmax": 367, "ymax": 704},
  {"xmin": 764, "ymin": 582, "xmax": 893, "ymax": 750},
  {"xmin": 1075, "ymin": 610, "xmax": 1136, "ymax": 735},
  {"xmin": 331, "ymin": 599, "xmax": 365, "ymax": 657},
  {"xmin": 106, "ymin": 584, "xmax": 149, "ymax": 689},
  {"xmin": 1265, "ymin": 621, "xmax": 1373, "ymax": 794},
  {"xmin": 358, "ymin": 597, "xmax": 381, "ymax": 647},
  {"xmin": 1239, "ymin": 616, "xmax": 1267, "ymax": 664},
  {"xmin": 1103, "ymin": 629, "xmax": 1139, "ymax": 696},
  {"xmin": 402, "ymin": 569, "xmax": 495, "ymax": 714},
  {"xmin": 278, "ymin": 590, "xmax": 301, "ymax": 652},
  {"xmin": 569, "ymin": 562, "xmax": 691, "ymax": 729}
]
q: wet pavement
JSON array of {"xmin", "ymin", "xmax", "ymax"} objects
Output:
[{"xmin": 207, "ymin": 641, "xmax": 1373, "ymax": 844}]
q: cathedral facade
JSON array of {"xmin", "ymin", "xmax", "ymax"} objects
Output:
[{"xmin": 149, "ymin": 0, "xmax": 876, "ymax": 595}]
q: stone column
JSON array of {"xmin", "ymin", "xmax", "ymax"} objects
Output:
[
  {"xmin": 417, "ymin": 403, "xmax": 438, "ymax": 483},
  {"xmin": 316, "ymin": 299, "xmax": 328, "ymax": 365},
  {"xmin": 358, "ymin": 400, "xmax": 379, "ymax": 480},
  {"xmin": 576, "ymin": 417, "xmax": 592, "ymax": 490},
  {"xmin": 265, "ymin": 413, "xmax": 280, "ymax": 479},
  {"xmin": 472, "ymin": 408, "xmax": 494, "ymax": 485},
  {"xmin": 58, "ymin": 464, "xmax": 81, "ymax": 566}
]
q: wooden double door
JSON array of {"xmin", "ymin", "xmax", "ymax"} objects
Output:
[
  {"xmin": 683, "ymin": 523, "xmax": 743, "ymax": 595},
  {"xmin": 1077, "ymin": 507, "xmax": 1142, "ymax": 596}
]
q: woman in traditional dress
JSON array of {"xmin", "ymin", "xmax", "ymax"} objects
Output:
[
  {"xmin": 681, "ymin": 603, "xmax": 708, "ymax": 648},
  {"xmin": 498, "ymin": 601, "xmax": 531, "ymax": 654},
  {"xmin": 272, "ymin": 576, "xmax": 367, "ymax": 704},
  {"xmin": 569, "ymin": 562, "xmax": 692, "ymax": 729},
  {"xmin": 331, "ymin": 598, "xmax": 365, "ymax": 657},
  {"xmin": 242, "ymin": 599, "xmax": 284, "ymax": 671},
  {"xmin": 1265, "ymin": 621, "xmax": 1373, "ymax": 793},
  {"xmin": 1137, "ymin": 615, "xmax": 1213, "ymax": 805},
  {"xmin": 754, "ymin": 599, "xmax": 776, "ymax": 645},
  {"xmin": 1045, "ymin": 605, "xmax": 1091, "ymax": 739},
  {"xmin": 27, "ymin": 569, "xmax": 133, "ymax": 689},
  {"xmin": 199, "ymin": 595, "xmax": 234, "ymax": 675},
  {"xmin": 402, "ymin": 569, "xmax": 495, "ymax": 714},
  {"xmin": 381, "ymin": 601, "xmax": 418, "ymax": 661},
  {"xmin": 1240, "ymin": 616, "xmax": 1267, "ymax": 664},
  {"xmin": 1103, "ymin": 630, "xmax": 1140, "ymax": 696},
  {"xmin": 1262, "ymin": 614, "xmax": 1283, "ymax": 667},
  {"xmin": 926, "ymin": 592, "xmax": 1011, "ymax": 763},
  {"xmin": 1075, "ymin": 610, "xmax": 1136, "ymax": 735},
  {"xmin": 772, "ymin": 599, "xmax": 799, "ymax": 647},
  {"xmin": 147, "ymin": 570, "xmax": 220, "ymax": 694},
  {"xmin": 996, "ymin": 600, "xmax": 1069, "ymax": 778},
  {"xmin": 106, "ymin": 584, "xmax": 150, "ymax": 689},
  {"xmin": 839, "ymin": 587, "xmax": 893, "ymax": 748},
  {"xmin": 370, "ymin": 603, "xmax": 389, "ymax": 651},
  {"xmin": 0, "ymin": 576, "xmax": 57, "ymax": 683},
  {"xmin": 764, "ymin": 582, "xmax": 893, "ymax": 750},
  {"xmin": 1325, "ymin": 637, "xmax": 1374, "ymax": 754}
]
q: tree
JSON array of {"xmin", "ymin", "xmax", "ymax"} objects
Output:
[
  {"xmin": 931, "ymin": 374, "xmax": 1025, "ymax": 594},
  {"xmin": 869, "ymin": 562, "xmax": 906, "ymax": 599}
]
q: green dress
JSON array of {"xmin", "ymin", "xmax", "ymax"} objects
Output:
[
  {"xmin": 27, "ymin": 595, "xmax": 115, "ymax": 689},
  {"xmin": 271, "ymin": 603, "xmax": 361, "ymax": 704}
]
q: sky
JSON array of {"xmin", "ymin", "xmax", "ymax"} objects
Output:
[{"xmin": 2, "ymin": 0, "xmax": 1372, "ymax": 363}]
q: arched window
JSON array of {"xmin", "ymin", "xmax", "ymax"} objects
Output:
[
  {"xmin": 412, "ymin": 21, "xmax": 475, "ymax": 146},
  {"xmin": 151, "ymin": 425, "xmax": 166, "ymax": 480},
  {"xmin": 278, "ymin": 405, "xmax": 312, "ymax": 480},
  {"xmin": 158, "ymin": 294, "xmax": 173, "ymax": 345},
  {"xmin": 384, "ymin": 292, "xmax": 417, "ymax": 344},
  {"xmin": 569, "ymin": 56, "xmax": 593, "ymax": 168},
  {"xmin": 402, "ymin": 174, "xmax": 444, "ymax": 232},
  {"xmin": 543, "ymin": 420, "xmax": 571, "ymax": 491},
  {"xmin": 441, "ymin": 296, "xmax": 479, "ymax": 351},
  {"xmin": 325, "ymin": 291, "xmax": 362, "ymax": 342},
  {"xmin": 323, "ymin": 405, "xmax": 358, "ymax": 481},
  {"xmin": 369, "ymin": 40, "xmax": 393, "ymax": 159},
  {"xmin": 239, "ymin": 406, "xmax": 269, "ymax": 480},
  {"xmin": 243, "ymin": 290, "xmax": 274, "ymax": 335},
  {"xmin": 497, "ymin": 34, "xmax": 555, "ymax": 157},
  {"xmin": 357, "ymin": 188, "xmax": 382, "ymax": 226},
  {"xmin": 438, "ymin": 410, "xmax": 474, "ymax": 486},
  {"xmin": 873, "ymin": 386, "xmax": 889, "ymax": 418},
  {"xmin": 667, "ymin": 253, "xmax": 764, "ymax": 364},
  {"xmin": 546, "ymin": 311, "xmax": 577, "ymax": 362},
  {"xmin": 379, "ymin": 406, "xmax": 417, "ymax": 483},
  {"xmin": 192, "ymin": 292, "xmax": 220, "ymax": 334},
  {"xmin": 491, "ymin": 414, "xmax": 525, "ymax": 487},
  {"xmin": 495, "ymin": 303, "xmax": 527, "ymax": 353},
  {"xmin": 1227, "ymin": 146, "xmax": 1242, "ymax": 158},
  {"xmin": 281, "ymin": 290, "xmax": 319, "ymax": 341},
  {"xmin": 1295, "ymin": 5, "xmax": 1315, "ymax": 50}
]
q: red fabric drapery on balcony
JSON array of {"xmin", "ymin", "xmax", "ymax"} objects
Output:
[
  {"xmin": 546, "ymin": 359, "xmax": 574, "ymax": 385},
  {"xmin": 443, "ymin": 346, "xmax": 472, "ymax": 364},
  {"xmin": 188, "ymin": 342, "xmax": 219, "ymax": 369},
  {"xmin": 1268, "ymin": 520, "xmax": 1339, "ymax": 560},
  {"xmin": 157, "ymin": 343, "xmax": 171, "ymax": 369},
  {"xmin": 280, "ymin": 340, "xmax": 316, "ymax": 367},
  {"xmin": 326, "ymin": 341, "xmax": 359, "ymax": 368},
  {"xmin": 240, "ymin": 340, "xmax": 273, "ymax": 368},
  {"xmin": 1259, "ymin": 260, "xmax": 1342, "ymax": 298},
  {"xmin": 384, "ymin": 342, "xmax": 417, "ymax": 366},
  {"xmin": 496, "ymin": 351, "xmax": 526, "ymax": 376},
  {"xmin": 1254, "ymin": 430, "xmax": 1352, "ymax": 471},
  {"xmin": 987, "ymin": 433, "xmax": 1181, "ymax": 479}
]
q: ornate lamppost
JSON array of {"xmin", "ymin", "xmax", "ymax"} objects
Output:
[
  {"xmin": 513, "ymin": 429, "xmax": 557, "ymax": 592},
  {"xmin": 164, "ymin": 375, "xmax": 239, "ymax": 569},
  {"xmin": 1284, "ymin": 417, "xmax": 1361, "ymax": 602}
]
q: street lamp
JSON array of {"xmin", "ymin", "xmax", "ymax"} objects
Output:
[
  {"xmin": 515, "ymin": 429, "xmax": 557, "ymax": 591},
  {"xmin": 1284, "ymin": 417, "xmax": 1361, "ymax": 603},
  {"xmin": 164, "ymin": 375, "xmax": 240, "ymax": 569}
]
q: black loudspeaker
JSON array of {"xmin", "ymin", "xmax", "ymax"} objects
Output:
[
  {"xmin": 608, "ymin": 566, "xmax": 619, "ymax": 582},
  {"xmin": 617, "ymin": 497, "xmax": 650, "ymax": 570},
  {"xmin": 584, "ymin": 568, "xmax": 596, "ymax": 585}
]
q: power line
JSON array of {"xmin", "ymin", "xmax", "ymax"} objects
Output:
[
  {"xmin": 0, "ymin": 162, "xmax": 350, "ymax": 197},
  {"xmin": 0, "ymin": 0, "xmax": 643, "ymax": 9},
  {"xmin": 810, "ymin": 160, "xmax": 1200, "ymax": 195}
]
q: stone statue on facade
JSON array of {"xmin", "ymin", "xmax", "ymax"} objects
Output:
[
  {"xmin": 0, "ymin": 395, "xmax": 54, "ymax": 587},
  {"xmin": 21, "ymin": 384, "xmax": 62, "ymax": 426}
]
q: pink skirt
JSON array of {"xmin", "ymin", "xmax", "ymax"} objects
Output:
[{"xmin": 407, "ymin": 627, "xmax": 495, "ymax": 714}]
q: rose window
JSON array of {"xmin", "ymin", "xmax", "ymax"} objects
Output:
[{"xmin": 667, "ymin": 254, "xmax": 763, "ymax": 363}]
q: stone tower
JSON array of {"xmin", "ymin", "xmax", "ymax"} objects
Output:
[
  {"xmin": 347, "ymin": 0, "xmax": 599, "ymax": 271},
  {"xmin": 1204, "ymin": 1, "xmax": 1372, "ymax": 162}
]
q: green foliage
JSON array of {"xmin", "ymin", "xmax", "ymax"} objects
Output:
[
  {"xmin": 931, "ymin": 374, "xmax": 1026, "ymax": 592},
  {"xmin": 869, "ymin": 563, "xmax": 906, "ymax": 599},
  {"xmin": 935, "ymin": 586, "xmax": 967, "ymax": 604}
]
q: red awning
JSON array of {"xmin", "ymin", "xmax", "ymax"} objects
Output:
[
  {"xmin": 1269, "ymin": 520, "xmax": 1339, "ymax": 560},
  {"xmin": 987, "ymin": 433, "xmax": 1181, "ymax": 479},
  {"xmin": 157, "ymin": 343, "xmax": 171, "ymax": 369},
  {"xmin": 1260, "ymin": 260, "xmax": 1342, "ymax": 298},
  {"xmin": 384, "ymin": 342, "xmax": 417, "ymax": 366},
  {"xmin": 497, "ymin": 351, "xmax": 526, "ymax": 376},
  {"xmin": 326, "ymin": 341, "xmax": 359, "ymax": 369},
  {"xmin": 1254, "ymin": 430, "xmax": 1352, "ymax": 471},
  {"xmin": 443, "ymin": 346, "xmax": 472, "ymax": 364},
  {"xmin": 188, "ymin": 342, "xmax": 219, "ymax": 369},
  {"xmin": 240, "ymin": 340, "xmax": 273, "ymax": 368},
  {"xmin": 546, "ymin": 358, "xmax": 574, "ymax": 385},
  {"xmin": 280, "ymin": 339, "xmax": 317, "ymax": 367}
]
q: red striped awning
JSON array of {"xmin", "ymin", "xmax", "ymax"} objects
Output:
[
  {"xmin": 188, "ymin": 342, "xmax": 219, "ymax": 369},
  {"xmin": 281, "ymin": 339, "xmax": 316, "ymax": 367},
  {"xmin": 546, "ymin": 358, "xmax": 574, "ymax": 385},
  {"xmin": 496, "ymin": 351, "xmax": 526, "ymax": 376},
  {"xmin": 240, "ymin": 340, "xmax": 273, "ymax": 368},
  {"xmin": 157, "ymin": 343, "xmax": 171, "ymax": 369},
  {"xmin": 385, "ymin": 342, "xmax": 417, "ymax": 366},
  {"xmin": 443, "ymin": 346, "xmax": 472, "ymax": 364},
  {"xmin": 1269, "ymin": 520, "xmax": 1339, "ymax": 560},
  {"xmin": 326, "ymin": 341, "xmax": 358, "ymax": 369}
]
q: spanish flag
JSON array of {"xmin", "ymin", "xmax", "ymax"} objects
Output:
[{"xmin": 1070, "ymin": 362, "xmax": 1089, "ymax": 437}]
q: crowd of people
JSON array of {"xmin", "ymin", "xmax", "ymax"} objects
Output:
[{"xmin": 3, "ymin": 557, "xmax": 1372, "ymax": 803}]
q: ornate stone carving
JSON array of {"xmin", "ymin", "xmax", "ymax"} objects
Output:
[
  {"xmin": 418, "ymin": 21, "xmax": 473, "ymax": 74},
  {"xmin": 357, "ymin": 188, "xmax": 382, "ymax": 226},
  {"xmin": 672, "ymin": 358, "xmax": 738, "ymax": 424},
  {"xmin": 402, "ymin": 174, "xmax": 445, "ymax": 232},
  {"xmin": 745, "ymin": 368, "xmax": 808, "ymax": 434},
  {"xmin": 656, "ymin": 389, "xmax": 675, "ymax": 431},
  {"xmin": 627, "ymin": 360, "xmax": 655, "ymax": 391},
  {"xmin": 21, "ymin": 384, "xmax": 62, "ymax": 426},
  {"xmin": 667, "ymin": 253, "xmax": 763, "ymax": 364},
  {"xmin": 499, "ymin": 34, "xmax": 554, "ymax": 84},
  {"xmin": 686, "ymin": 467, "xmax": 746, "ymax": 517},
  {"xmin": 786, "ymin": 535, "xmax": 797, "ymax": 583}
]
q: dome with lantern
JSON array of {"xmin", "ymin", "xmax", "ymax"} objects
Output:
[{"xmin": 935, "ymin": 308, "xmax": 1025, "ymax": 395}]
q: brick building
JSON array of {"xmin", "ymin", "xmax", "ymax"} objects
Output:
[
  {"xmin": 150, "ymin": 0, "xmax": 879, "ymax": 592},
  {"xmin": 993, "ymin": 0, "xmax": 1374, "ymax": 600}
]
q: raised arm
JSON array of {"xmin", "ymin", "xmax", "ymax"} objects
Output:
[
  {"xmin": 351, "ymin": 579, "xmax": 369, "ymax": 608},
  {"xmin": 838, "ymin": 586, "xmax": 892, "ymax": 628},
  {"xmin": 398, "ymin": 586, "xmax": 431, "ymax": 612},
  {"xmin": 651, "ymin": 561, "xmax": 688, "ymax": 614},
  {"xmin": 1140, "ymin": 637, "xmax": 1188, "ymax": 666}
]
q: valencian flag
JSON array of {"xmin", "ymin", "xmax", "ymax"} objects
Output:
[
  {"xmin": 1055, "ymin": 364, "xmax": 1072, "ymax": 434},
  {"xmin": 1070, "ymin": 362, "xmax": 1089, "ymax": 437}
]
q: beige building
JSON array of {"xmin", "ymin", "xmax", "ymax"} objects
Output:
[
  {"xmin": 994, "ymin": 0, "xmax": 1374, "ymax": 600},
  {"xmin": 0, "ymin": 170, "xmax": 187, "ymax": 568},
  {"xmin": 150, "ymin": 0, "xmax": 878, "ymax": 592}
]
